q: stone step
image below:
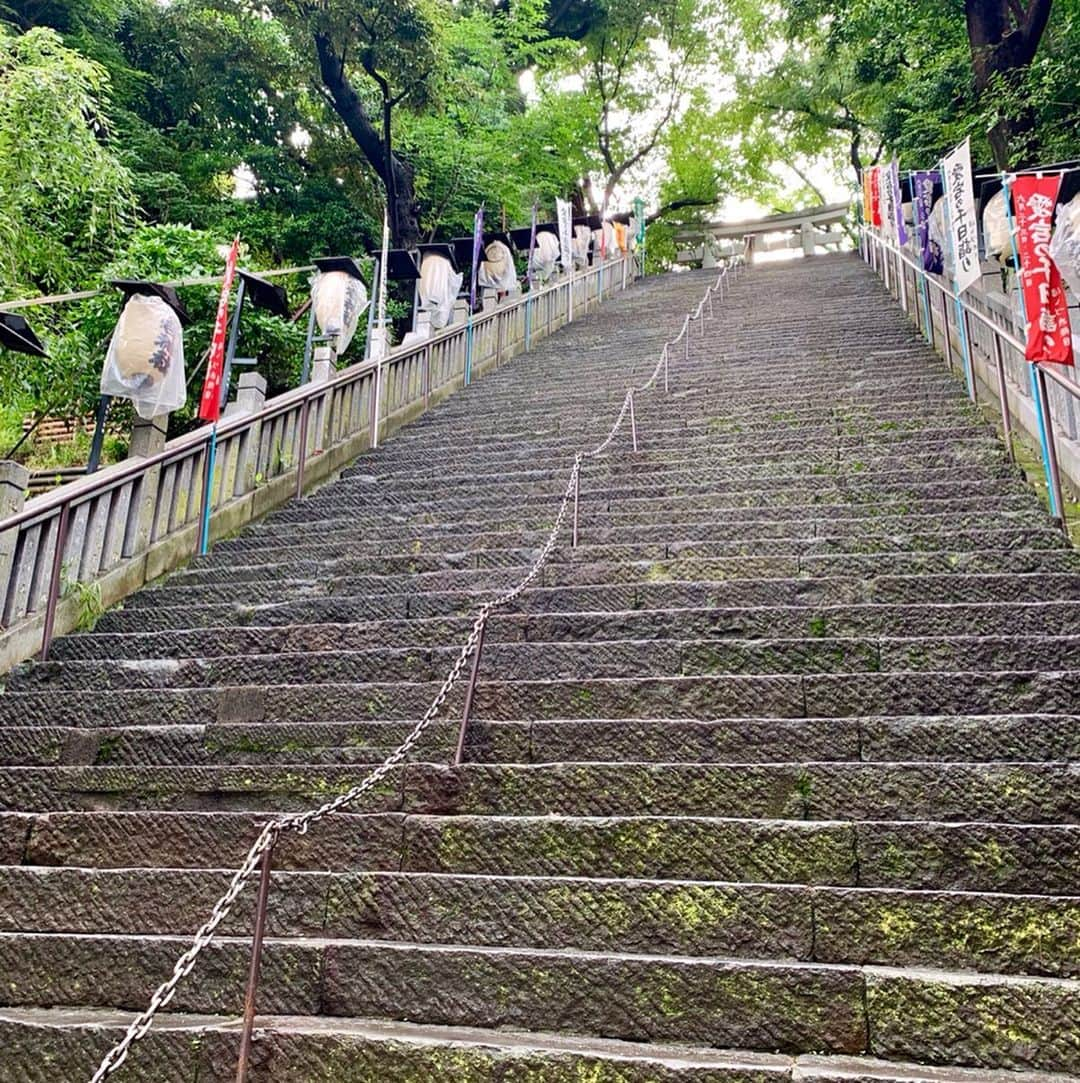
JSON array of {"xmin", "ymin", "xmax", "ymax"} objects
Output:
[
  {"xmin": 8, "ymin": 809, "xmax": 1079, "ymax": 894},
  {"xmin": 1, "ymin": 760, "xmax": 1075, "ymax": 822},
  {"xmin": 3, "ymin": 671, "xmax": 1078, "ymax": 726},
  {"xmin": 60, "ymin": 601, "xmax": 1080, "ymax": 658},
  {"xmin": 2, "ymin": 714, "xmax": 1073, "ymax": 769},
  {"xmin": 2, "ymin": 866, "xmax": 1077, "ymax": 978},
  {"xmin": 0, "ymin": 932, "xmax": 1077, "ymax": 1072},
  {"xmin": 108, "ymin": 573, "xmax": 1080, "ymax": 629},
  {"xmin": 6, "ymin": 1008, "xmax": 1075, "ymax": 1083},
  {"xmin": 167, "ymin": 545, "xmax": 1075, "ymax": 588},
  {"xmin": 12, "ymin": 635, "xmax": 1080, "ymax": 692}
]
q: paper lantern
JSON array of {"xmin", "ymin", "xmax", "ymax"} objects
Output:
[
  {"xmin": 572, "ymin": 225, "xmax": 592, "ymax": 269},
  {"xmin": 418, "ymin": 252, "xmax": 464, "ymax": 329},
  {"xmin": 100, "ymin": 295, "xmax": 186, "ymax": 420},
  {"xmin": 982, "ymin": 189, "xmax": 1012, "ymax": 263},
  {"xmin": 1050, "ymin": 191, "xmax": 1080, "ymax": 301},
  {"xmin": 478, "ymin": 240, "xmax": 517, "ymax": 292},
  {"xmin": 531, "ymin": 231, "xmax": 560, "ymax": 281},
  {"xmin": 311, "ymin": 269, "xmax": 367, "ymax": 356}
]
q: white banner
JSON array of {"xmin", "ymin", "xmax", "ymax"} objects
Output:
[
  {"xmin": 556, "ymin": 198, "xmax": 574, "ymax": 273},
  {"xmin": 942, "ymin": 137, "xmax": 980, "ymax": 294},
  {"xmin": 879, "ymin": 162, "xmax": 898, "ymax": 245}
]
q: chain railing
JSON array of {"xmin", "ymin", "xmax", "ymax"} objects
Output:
[
  {"xmin": 88, "ymin": 253, "xmax": 745, "ymax": 1083},
  {"xmin": 861, "ymin": 226, "xmax": 1079, "ymax": 534}
]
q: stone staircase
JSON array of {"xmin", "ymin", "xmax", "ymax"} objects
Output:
[{"xmin": 1, "ymin": 255, "xmax": 1078, "ymax": 1082}]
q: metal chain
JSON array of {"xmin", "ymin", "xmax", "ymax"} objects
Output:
[{"xmin": 89, "ymin": 257, "xmax": 741, "ymax": 1083}]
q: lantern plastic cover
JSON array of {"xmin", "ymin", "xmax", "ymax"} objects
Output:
[
  {"xmin": 531, "ymin": 231, "xmax": 560, "ymax": 281},
  {"xmin": 603, "ymin": 222, "xmax": 616, "ymax": 255},
  {"xmin": 312, "ymin": 270, "xmax": 368, "ymax": 356},
  {"xmin": 419, "ymin": 253, "xmax": 463, "ymax": 329},
  {"xmin": 478, "ymin": 240, "xmax": 517, "ymax": 292},
  {"xmin": 1050, "ymin": 192, "xmax": 1080, "ymax": 301},
  {"xmin": 627, "ymin": 216, "xmax": 639, "ymax": 250},
  {"xmin": 100, "ymin": 294, "xmax": 186, "ymax": 419},
  {"xmin": 983, "ymin": 189, "xmax": 1011, "ymax": 263},
  {"xmin": 572, "ymin": 225, "xmax": 592, "ymax": 268}
]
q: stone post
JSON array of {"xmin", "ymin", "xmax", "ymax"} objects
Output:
[
  {"xmin": 225, "ymin": 372, "xmax": 267, "ymax": 494},
  {"xmin": 127, "ymin": 414, "xmax": 169, "ymax": 554},
  {"xmin": 0, "ymin": 460, "xmax": 29, "ymax": 621}
]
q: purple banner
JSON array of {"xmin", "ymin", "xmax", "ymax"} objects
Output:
[
  {"xmin": 913, "ymin": 170, "xmax": 943, "ymax": 274},
  {"xmin": 469, "ymin": 206, "xmax": 484, "ymax": 310}
]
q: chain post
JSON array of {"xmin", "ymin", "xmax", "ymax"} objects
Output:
[
  {"xmin": 454, "ymin": 610, "xmax": 488, "ymax": 765},
  {"xmin": 235, "ymin": 834, "xmax": 277, "ymax": 1083},
  {"xmin": 572, "ymin": 466, "xmax": 580, "ymax": 548}
]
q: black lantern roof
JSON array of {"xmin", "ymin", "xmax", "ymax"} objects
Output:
[
  {"xmin": 417, "ymin": 243, "xmax": 459, "ymax": 272},
  {"xmin": 110, "ymin": 280, "xmax": 191, "ymax": 326},
  {"xmin": 238, "ymin": 270, "xmax": 289, "ymax": 318},
  {"xmin": 0, "ymin": 312, "xmax": 48, "ymax": 358}
]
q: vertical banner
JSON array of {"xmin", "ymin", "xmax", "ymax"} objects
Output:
[
  {"xmin": 556, "ymin": 198, "xmax": 574, "ymax": 273},
  {"xmin": 469, "ymin": 205, "xmax": 484, "ymax": 311},
  {"xmin": 942, "ymin": 138, "xmax": 980, "ymax": 294},
  {"xmin": 869, "ymin": 167, "xmax": 882, "ymax": 228},
  {"xmin": 1013, "ymin": 173, "xmax": 1074, "ymax": 366},
  {"xmin": 879, "ymin": 164, "xmax": 897, "ymax": 243},
  {"xmin": 198, "ymin": 236, "xmax": 240, "ymax": 422},
  {"xmin": 862, "ymin": 170, "xmax": 873, "ymax": 224},
  {"xmin": 890, "ymin": 160, "xmax": 909, "ymax": 245},
  {"xmin": 913, "ymin": 170, "xmax": 944, "ymax": 273}
]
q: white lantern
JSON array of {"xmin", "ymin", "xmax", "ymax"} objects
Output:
[
  {"xmin": 311, "ymin": 270, "xmax": 367, "ymax": 356},
  {"xmin": 418, "ymin": 252, "xmax": 463, "ymax": 330}
]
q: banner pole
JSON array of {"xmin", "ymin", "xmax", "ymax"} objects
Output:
[
  {"xmin": 198, "ymin": 424, "xmax": 217, "ymax": 556},
  {"xmin": 1001, "ymin": 173, "xmax": 1056, "ymax": 512}
]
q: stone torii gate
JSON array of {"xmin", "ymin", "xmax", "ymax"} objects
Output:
[{"xmin": 676, "ymin": 201, "xmax": 851, "ymax": 265}]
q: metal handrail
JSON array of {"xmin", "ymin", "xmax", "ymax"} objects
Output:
[{"xmin": 861, "ymin": 225, "xmax": 1077, "ymax": 530}]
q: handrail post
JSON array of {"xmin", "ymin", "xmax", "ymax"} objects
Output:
[
  {"xmin": 39, "ymin": 500, "xmax": 71, "ymax": 662},
  {"xmin": 235, "ymin": 835, "xmax": 276, "ymax": 1083},
  {"xmin": 992, "ymin": 334, "xmax": 1014, "ymax": 460},
  {"xmin": 628, "ymin": 390, "xmax": 638, "ymax": 452},
  {"xmin": 454, "ymin": 613, "xmax": 488, "ymax": 766},
  {"xmin": 1031, "ymin": 363, "xmax": 1066, "ymax": 529},
  {"xmin": 295, "ymin": 398, "xmax": 310, "ymax": 500}
]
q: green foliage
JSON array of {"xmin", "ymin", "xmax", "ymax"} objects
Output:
[{"xmin": 0, "ymin": 26, "xmax": 134, "ymax": 294}]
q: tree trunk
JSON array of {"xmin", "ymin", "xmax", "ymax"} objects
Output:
[
  {"xmin": 313, "ymin": 32, "xmax": 421, "ymax": 248},
  {"xmin": 964, "ymin": 0, "xmax": 1054, "ymax": 169}
]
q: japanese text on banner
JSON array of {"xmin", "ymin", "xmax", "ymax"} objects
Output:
[
  {"xmin": 942, "ymin": 138, "xmax": 980, "ymax": 294},
  {"xmin": 1013, "ymin": 173, "xmax": 1074, "ymax": 366}
]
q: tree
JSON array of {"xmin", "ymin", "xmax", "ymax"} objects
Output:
[
  {"xmin": 965, "ymin": 0, "xmax": 1054, "ymax": 167},
  {"xmin": 267, "ymin": 0, "xmax": 443, "ymax": 248},
  {"xmin": 558, "ymin": 0, "xmax": 723, "ymax": 213},
  {"xmin": 0, "ymin": 25, "xmax": 133, "ymax": 294}
]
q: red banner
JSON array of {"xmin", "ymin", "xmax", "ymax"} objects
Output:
[
  {"xmin": 869, "ymin": 167, "xmax": 882, "ymax": 228},
  {"xmin": 198, "ymin": 237, "xmax": 241, "ymax": 421},
  {"xmin": 1013, "ymin": 175, "xmax": 1074, "ymax": 366}
]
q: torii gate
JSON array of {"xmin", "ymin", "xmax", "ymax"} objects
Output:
[{"xmin": 675, "ymin": 201, "xmax": 851, "ymax": 265}]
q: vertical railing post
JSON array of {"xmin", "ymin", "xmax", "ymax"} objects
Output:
[
  {"xmin": 992, "ymin": 334, "xmax": 1014, "ymax": 460},
  {"xmin": 663, "ymin": 345, "xmax": 670, "ymax": 393},
  {"xmin": 960, "ymin": 307, "xmax": 978, "ymax": 403},
  {"xmin": 235, "ymin": 835, "xmax": 277, "ymax": 1083},
  {"xmin": 0, "ymin": 461, "xmax": 29, "ymax": 620},
  {"xmin": 423, "ymin": 343, "xmax": 432, "ymax": 408},
  {"xmin": 628, "ymin": 390, "xmax": 638, "ymax": 452},
  {"xmin": 295, "ymin": 398, "xmax": 310, "ymax": 500},
  {"xmin": 455, "ymin": 612, "xmax": 488, "ymax": 766},
  {"xmin": 1031, "ymin": 363, "xmax": 1066, "ymax": 528},
  {"xmin": 39, "ymin": 500, "xmax": 71, "ymax": 662}
]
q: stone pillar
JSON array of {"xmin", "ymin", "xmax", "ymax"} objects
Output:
[
  {"xmin": 127, "ymin": 413, "xmax": 169, "ymax": 553},
  {"xmin": 225, "ymin": 373, "xmax": 267, "ymax": 494},
  {"xmin": 0, "ymin": 460, "xmax": 29, "ymax": 620},
  {"xmin": 801, "ymin": 221, "xmax": 816, "ymax": 257}
]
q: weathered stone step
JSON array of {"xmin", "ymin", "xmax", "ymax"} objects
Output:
[
  {"xmin": 13, "ymin": 635, "xmax": 1080, "ymax": 692},
  {"xmin": 127, "ymin": 551, "xmax": 1080, "ymax": 608},
  {"xmin": 195, "ymin": 524, "xmax": 1068, "ymax": 572},
  {"xmin": 112, "ymin": 573, "xmax": 1080, "ymax": 628},
  {"xmin": 1, "ymin": 932, "xmax": 1077, "ymax": 1072},
  {"xmin": 1, "ymin": 760, "xmax": 1075, "ymax": 822},
  {"xmin": 4, "ymin": 714, "xmax": 1073, "ymax": 769},
  {"xmin": 8, "ymin": 809, "xmax": 1078, "ymax": 894},
  {"xmin": 3, "ymin": 867, "xmax": 1076, "ymax": 978},
  {"xmin": 3, "ymin": 670, "xmax": 1078, "ymax": 726},
  {"xmin": 8, "ymin": 1008, "xmax": 1074, "ymax": 1083},
  {"xmin": 62, "ymin": 600, "xmax": 1080, "ymax": 658},
  {"xmin": 168, "ymin": 544, "xmax": 1074, "ymax": 589}
]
